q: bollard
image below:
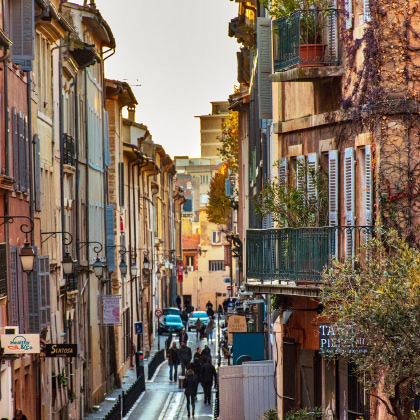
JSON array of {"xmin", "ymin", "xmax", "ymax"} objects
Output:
[{"xmin": 135, "ymin": 351, "xmax": 144, "ymax": 378}]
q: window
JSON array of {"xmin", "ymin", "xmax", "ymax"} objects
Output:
[
  {"xmin": 209, "ymin": 260, "xmax": 224, "ymax": 271},
  {"xmin": 200, "ymin": 194, "xmax": 209, "ymax": 204},
  {"xmin": 212, "ymin": 231, "xmax": 221, "ymax": 244},
  {"xmin": 183, "ymin": 197, "xmax": 193, "ymax": 212},
  {"xmin": 186, "ymin": 182, "xmax": 192, "ymax": 189},
  {"xmin": 201, "ymin": 175, "xmax": 209, "ymax": 185},
  {"xmin": 186, "ymin": 255, "xmax": 195, "ymax": 269},
  {"xmin": 12, "ymin": 109, "xmax": 29, "ymax": 193}
]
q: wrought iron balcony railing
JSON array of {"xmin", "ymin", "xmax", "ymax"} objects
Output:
[
  {"xmin": 273, "ymin": 9, "xmax": 340, "ymax": 72},
  {"xmin": 63, "ymin": 133, "xmax": 76, "ymax": 166},
  {"xmin": 246, "ymin": 226, "xmax": 373, "ymax": 283}
]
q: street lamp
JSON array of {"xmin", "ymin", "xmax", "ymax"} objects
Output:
[
  {"xmin": 119, "ymin": 258, "xmax": 128, "ymax": 276},
  {"xmin": 62, "ymin": 252, "xmax": 76, "ymax": 276},
  {"xmin": 156, "ymin": 267, "xmax": 162, "ymax": 280},
  {"xmin": 93, "ymin": 257, "xmax": 104, "ymax": 278},
  {"xmin": 130, "ymin": 263, "xmax": 138, "ymax": 277},
  {"xmin": 20, "ymin": 243, "xmax": 36, "ymax": 274}
]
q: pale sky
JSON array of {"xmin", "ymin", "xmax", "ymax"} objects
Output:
[{"xmin": 88, "ymin": 0, "xmax": 240, "ymax": 159}]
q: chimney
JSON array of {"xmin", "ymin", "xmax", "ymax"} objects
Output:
[{"xmin": 128, "ymin": 105, "xmax": 136, "ymax": 122}]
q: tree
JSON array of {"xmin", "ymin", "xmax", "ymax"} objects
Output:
[
  {"xmin": 206, "ymin": 169, "xmax": 231, "ymax": 226},
  {"xmin": 218, "ymin": 109, "xmax": 239, "ymax": 174},
  {"xmin": 252, "ymin": 159, "xmax": 328, "ymax": 227},
  {"xmin": 320, "ymin": 231, "xmax": 420, "ymax": 420}
]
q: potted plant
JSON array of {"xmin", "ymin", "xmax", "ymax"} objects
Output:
[{"xmin": 262, "ymin": 0, "xmax": 334, "ymax": 66}]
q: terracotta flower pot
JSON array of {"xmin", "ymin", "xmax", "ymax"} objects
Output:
[{"xmin": 300, "ymin": 44, "xmax": 326, "ymax": 67}]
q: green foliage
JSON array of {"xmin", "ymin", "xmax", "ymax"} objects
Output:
[
  {"xmin": 285, "ymin": 407, "xmax": 323, "ymax": 420},
  {"xmin": 320, "ymin": 231, "xmax": 420, "ymax": 420},
  {"xmin": 259, "ymin": 408, "xmax": 279, "ymax": 420},
  {"xmin": 218, "ymin": 110, "xmax": 239, "ymax": 174},
  {"xmin": 252, "ymin": 159, "xmax": 328, "ymax": 228},
  {"xmin": 206, "ymin": 170, "xmax": 231, "ymax": 226}
]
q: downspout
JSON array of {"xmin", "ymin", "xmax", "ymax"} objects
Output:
[{"xmin": 27, "ymin": 73, "xmax": 34, "ymax": 245}]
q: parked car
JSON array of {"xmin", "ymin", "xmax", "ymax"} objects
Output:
[
  {"xmin": 163, "ymin": 307, "xmax": 181, "ymax": 316},
  {"xmin": 188, "ymin": 311, "xmax": 210, "ymax": 331},
  {"xmin": 158, "ymin": 315, "xmax": 183, "ymax": 335}
]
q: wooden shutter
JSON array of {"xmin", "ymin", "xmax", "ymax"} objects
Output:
[
  {"xmin": 345, "ymin": 0, "xmax": 353, "ymax": 29},
  {"xmin": 106, "ymin": 204, "xmax": 115, "ymax": 272},
  {"xmin": 257, "ymin": 17, "xmax": 272, "ymax": 120},
  {"xmin": 278, "ymin": 158, "xmax": 288, "ymax": 227},
  {"xmin": 0, "ymin": 243, "xmax": 6, "ymax": 300},
  {"xmin": 34, "ymin": 134, "xmax": 41, "ymax": 211},
  {"xmin": 328, "ymin": 150, "xmax": 338, "ymax": 227},
  {"xmin": 27, "ymin": 256, "xmax": 40, "ymax": 333},
  {"xmin": 327, "ymin": 0, "xmax": 338, "ymax": 62},
  {"xmin": 18, "ymin": 112, "xmax": 26, "ymax": 192},
  {"xmin": 10, "ymin": 0, "xmax": 35, "ymax": 70},
  {"xmin": 344, "ymin": 147, "xmax": 355, "ymax": 258},
  {"xmin": 104, "ymin": 110, "xmax": 111, "ymax": 167},
  {"xmin": 10, "ymin": 247, "xmax": 19, "ymax": 327},
  {"xmin": 39, "ymin": 255, "xmax": 50, "ymax": 328},
  {"xmin": 363, "ymin": 0, "xmax": 371, "ymax": 23},
  {"xmin": 12, "ymin": 108, "xmax": 19, "ymax": 190},
  {"xmin": 307, "ymin": 153, "xmax": 318, "ymax": 200},
  {"xmin": 365, "ymin": 145, "xmax": 372, "ymax": 229},
  {"xmin": 119, "ymin": 162, "xmax": 125, "ymax": 206},
  {"xmin": 296, "ymin": 155, "xmax": 306, "ymax": 191}
]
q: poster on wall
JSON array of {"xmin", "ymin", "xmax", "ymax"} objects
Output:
[{"xmin": 102, "ymin": 295, "xmax": 121, "ymax": 325}]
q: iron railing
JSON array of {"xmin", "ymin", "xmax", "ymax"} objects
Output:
[
  {"xmin": 246, "ymin": 226, "xmax": 373, "ymax": 283},
  {"xmin": 104, "ymin": 395, "xmax": 121, "ymax": 420},
  {"xmin": 147, "ymin": 349, "xmax": 165, "ymax": 380},
  {"xmin": 214, "ymin": 372, "xmax": 219, "ymax": 420},
  {"xmin": 122, "ymin": 373, "xmax": 146, "ymax": 417},
  {"xmin": 273, "ymin": 9, "xmax": 340, "ymax": 72},
  {"xmin": 63, "ymin": 133, "xmax": 76, "ymax": 166}
]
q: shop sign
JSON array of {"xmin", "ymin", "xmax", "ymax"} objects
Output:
[
  {"xmin": 227, "ymin": 315, "xmax": 247, "ymax": 345},
  {"xmin": 46, "ymin": 344, "xmax": 77, "ymax": 357},
  {"xmin": 103, "ymin": 295, "xmax": 121, "ymax": 325},
  {"xmin": 1, "ymin": 334, "xmax": 40, "ymax": 354},
  {"xmin": 319, "ymin": 323, "xmax": 367, "ymax": 354}
]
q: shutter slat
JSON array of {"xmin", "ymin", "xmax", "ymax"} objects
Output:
[
  {"xmin": 345, "ymin": 0, "xmax": 353, "ymax": 29},
  {"xmin": 328, "ymin": 150, "xmax": 338, "ymax": 227},
  {"xmin": 12, "ymin": 108, "xmax": 19, "ymax": 190},
  {"xmin": 34, "ymin": 134, "xmax": 41, "ymax": 211},
  {"xmin": 278, "ymin": 157, "xmax": 288, "ymax": 227},
  {"xmin": 307, "ymin": 152, "xmax": 318, "ymax": 200},
  {"xmin": 106, "ymin": 204, "xmax": 115, "ymax": 272},
  {"xmin": 365, "ymin": 145, "xmax": 372, "ymax": 226},
  {"xmin": 344, "ymin": 147, "xmax": 355, "ymax": 258},
  {"xmin": 296, "ymin": 155, "xmax": 305, "ymax": 191}
]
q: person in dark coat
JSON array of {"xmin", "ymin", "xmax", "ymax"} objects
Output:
[
  {"xmin": 178, "ymin": 327, "xmax": 189, "ymax": 345},
  {"xmin": 176, "ymin": 295, "xmax": 182, "ymax": 310},
  {"xmin": 193, "ymin": 347, "xmax": 202, "ymax": 361},
  {"xmin": 183, "ymin": 369, "xmax": 198, "ymax": 417},
  {"xmin": 181, "ymin": 310, "xmax": 189, "ymax": 330},
  {"xmin": 13, "ymin": 410, "xmax": 28, "ymax": 420},
  {"xmin": 166, "ymin": 342, "xmax": 179, "ymax": 381},
  {"xmin": 200, "ymin": 357, "xmax": 217, "ymax": 404},
  {"xmin": 178, "ymin": 341, "xmax": 192, "ymax": 376}
]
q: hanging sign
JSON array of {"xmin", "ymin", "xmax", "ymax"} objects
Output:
[
  {"xmin": 103, "ymin": 295, "xmax": 121, "ymax": 325},
  {"xmin": 46, "ymin": 344, "xmax": 77, "ymax": 357},
  {"xmin": 224, "ymin": 245, "xmax": 231, "ymax": 267},
  {"xmin": 1, "ymin": 334, "xmax": 40, "ymax": 354},
  {"xmin": 178, "ymin": 263, "xmax": 183, "ymax": 282}
]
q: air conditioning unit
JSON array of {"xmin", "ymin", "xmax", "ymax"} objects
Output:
[
  {"xmin": 0, "ymin": 326, "xmax": 18, "ymax": 335},
  {"xmin": 187, "ymin": 266, "xmax": 194, "ymax": 272}
]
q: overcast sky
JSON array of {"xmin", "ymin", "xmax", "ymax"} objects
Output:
[{"xmin": 86, "ymin": 0, "xmax": 239, "ymax": 159}]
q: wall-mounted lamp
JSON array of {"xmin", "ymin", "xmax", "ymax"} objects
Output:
[
  {"xmin": 62, "ymin": 252, "xmax": 76, "ymax": 276},
  {"xmin": 119, "ymin": 258, "xmax": 128, "ymax": 276},
  {"xmin": 156, "ymin": 267, "xmax": 162, "ymax": 280},
  {"xmin": 20, "ymin": 243, "xmax": 36, "ymax": 274},
  {"xmin": 130, "ymin": 264, "xmax": 138, "ymax": 277},
  {"xmin": 93, "ymin": 257, "xmax": 104, "ymax": 278}
]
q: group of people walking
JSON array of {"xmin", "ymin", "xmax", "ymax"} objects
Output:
[{"xmin": 166, "ymin": 322, "xmax": 217, "ymax": 417}]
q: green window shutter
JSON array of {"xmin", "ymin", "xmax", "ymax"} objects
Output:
[
  {"xmin": 34, "ymin": 134, "xmax": 41, "ymax": 211},
  {"xmin": 119, "ymin": 162, "xmax": 125, "ymax": 206},
  {"xmin": 104, "ymin": 110, "xmax": 111, "ymax": 167},
  {"xmin": 307, "ymin": 152, "xmax": 318, "ymax": 200},
  {"xmin": 328, "ymin": 150, "xmax": 338, "ymax": 227},
  {"xmin": 106, "ymin": 204, "xmax": 115, "ymax": 272},
  {"xmin": 10, "ymin": 0, "xmax": 35, "ymax": 70}
]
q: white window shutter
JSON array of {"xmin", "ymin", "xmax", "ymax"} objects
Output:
[
  {"xmin": 327, "ymin": 0, "xmax": 338, "ymax": 62},
  {"xmin": 307, "ymin": 153, "xmax": 318, "ymax": 200},
  {"xmin": 345, "ymin": 0, "xmax": 353, "ymax": 29},
  {"xmin": 278, "ymin": 157, "xmax": 288, "ymax": 185},
  {"xmin": 344, "ymin": 147, "xmax": 355, "ymax": 258},
  {"xmin": 328, "ymin": 150, "xmax": 338, "ymax": 227},
  {"xmin": 364, "ymin": 0, "xmax": 371, "ymax": 23},
  {"xmin": 296, "ymin": 155, "xmax": 305, "ymax": 191},
  {"xmin": 365, "ymin": 145, "xmax": 372, "ymax": 226},
  {"xmin": 257, "ymin": 18, "xmax": 272, "ymax": 120}
]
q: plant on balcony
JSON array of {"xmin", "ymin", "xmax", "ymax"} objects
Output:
[
  {"xmin": 320, "ymin": 230, "xmax": 420, "ymax": 420},
  {"xmin": 252, "ymin": 159, "xmax": 328, "ymax": 228}
]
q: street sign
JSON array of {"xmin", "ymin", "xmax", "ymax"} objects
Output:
[
  {"xmin": 227, "ymin": 285, "xmax": 232, "ymax": 291},
  {"xmin": 135, "ymin": 321, "xmax": 143, "ymax": 335},
  {"xmin": 224, "ymin": 278, "xmax": 231, "ymax": 283},
  {"xmin": 155, "ymin": 308, "xmax": 163, "ymax": 318}
]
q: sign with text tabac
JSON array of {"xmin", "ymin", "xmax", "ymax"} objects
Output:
[{"xmin": 46, "ymin": 344, "xmax": 77, "ymax": 357}]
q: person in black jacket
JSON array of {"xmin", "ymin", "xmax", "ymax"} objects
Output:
[
  {"xmin": 178, "ymin": 327, "xmax": 189, "ymax": 345},
  {"xmin": 200, "ymin": 357, "xmax": 217, "ymax": 404},
  {"xmin": 166, "ymin": 342, "xmax": 179, "ymax": 381},
  {"xmin": 178, "ymin": 341, "xmax": 192, "ymax": 376},
  {"xmin": 183, "ymin": 369, "xmax": 198, "ymax": 417}
]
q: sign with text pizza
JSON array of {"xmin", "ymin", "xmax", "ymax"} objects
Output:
[
  {"xmin": 46, "ymin": 344, "xmax": 77, "ymax": 357},
  {"xmin": 1, "ymin": 334, "xmax": 40, "ymax": 354}
]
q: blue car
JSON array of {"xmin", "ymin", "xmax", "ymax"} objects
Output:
[
  {"xmin": 158, "ymin": 315, "xmax": 183, "ymax": 335},
  {"xmin": 188, "ymin": 311, "xmax": 210, "ymax": 331}
]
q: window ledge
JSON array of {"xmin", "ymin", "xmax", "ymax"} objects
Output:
[{"xmin": 269, "ymin": 65, "xmax": 344, "ymax": 83}]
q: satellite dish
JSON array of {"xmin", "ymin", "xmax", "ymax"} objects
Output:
[{"xmin": 236, "ymin": 355, "xmax": 253, "ymax": 365}]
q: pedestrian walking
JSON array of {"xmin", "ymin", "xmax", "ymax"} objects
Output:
[
  {"xmin": 195, "ymin": 318, "xmax": 202, "ymax": 340},
  {"xmin": 176, "ymin": 295, "xmax": 182, "ymax": 310},
  {"xmin": 221, "ymin": 341, "xmax": 231, "ymax": 366},
  {"xmin": 181, "ymin": 310, "xmax": 189, "ymax": 330},
  {"xmin": 183, "ymin": 369, "xmax": 198, "ymax": 418},
  {"xmin": 206, "ymin": 318, "xmax": 214, "ymax": 344},
  {"xmin": 193, "ymin": 347, "xmax": 202, "ymax": 361},
  {"xmin": 166, "ymin": 342, "xmax": 179, "ymax": 381},
  {"xmin": 178, "ymin": 327, "xmax": 189, "ymax": 345},
  {"xmin": 13, "ymin": 410, "xmax": 28, "ymax": 420},
  {"xmin": 178, "ymin": 341, "xmax": 192, "ymax": 376},
  {"xmin": 200, "ymin": 357, "xmax": 217, "ymax": 404},
  {"xmin": 218, "ymin": 304, "xmax": 223, "ymax": 320},
  {"xmin": 202, "ymin": 344, "xmax": 211, "ymax": 365}
]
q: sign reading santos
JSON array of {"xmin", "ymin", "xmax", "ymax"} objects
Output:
[{"xmin": 1, "ymin": 334, "xmax": 40, "ymax": 354}]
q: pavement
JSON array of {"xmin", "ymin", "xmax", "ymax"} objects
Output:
[{"xmin": 84, "ymin": 321, "xmax": 225, "ymax": 419}]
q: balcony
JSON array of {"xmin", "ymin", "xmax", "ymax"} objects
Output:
[
  {"xmin": 273, "ymin": 9, "xmax": 340, "ymax": 72},
  {"xmin": 246, "ymin": 226, "xmax": 373, "ymax": 285},
  {"xmin": 63, "ymin": 133, "xmax": 76, "ymax": 167}
]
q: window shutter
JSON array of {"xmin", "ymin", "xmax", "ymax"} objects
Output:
[
  {"xmin": 328, "ymin": 150, "xmax": 338, "ymax": 227},
  {"xmin": 106, "ymin": 204, "xmax": 115, "ymax": 272},
  {"xmin": 10, "ymin": 247, "xmax": 19, "ymax": 327},
  {"xmin": 278, "ymin": 157, "xmax": 288, "ymax": 226},
  {"xmin": 365, "ymin": 145, "xmax": 372, "ymax": 226},
  {"xmin": 104, "ymin": 110, "xmax": 111, "ymax": 167},
  {"xmin": 34, "ymin": 134, "xmax": 41, "ymax": 211},
  {"xmin": 363, "ymin": 0, "xmax": 371, "ymax": 23},
  {"xmin": 19, "ymin": 112, "xmax": 26, "ymax": 192},
  {"xmin": 327, "ymin": 0, "xmax": 338, "ymax": 62},
  {"xmin": 257, "ymin": 17, "xmax": 272, "ymax": 120},
  {"xmin": 12, "ymin": 108, "xmax": 19, "ymax": 190},
  {"xmin": 307, "ymin": 152, "xmax": 318, "ymax": 200},
  {"xmin": 0, "ymin": 244, "xmax": 6, "ymax": 300},
  {"xmin": 10, "ymin": 0, "xmax": 35, "ymax": 70},
  {"xmin": 39, "ymin": 255, "xmax": 50, "ymax": 328},
  {"xmin": 344, "ymin": 147, "xmax": 355, "ymax": 258},
  {"xmin": 296, "ymin": 155, "xmax": 305, "ymax": 191},
  {"xmin": 119, "ymin": 162, "xmax": 125, "ymax": 206},
  {"xmin": 27, "ymin": 256, "xmax": 40, "ymax": 333},
  {"xmin": 345, "ymin": 0, "xmax": 353, "ymax": 29}
]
